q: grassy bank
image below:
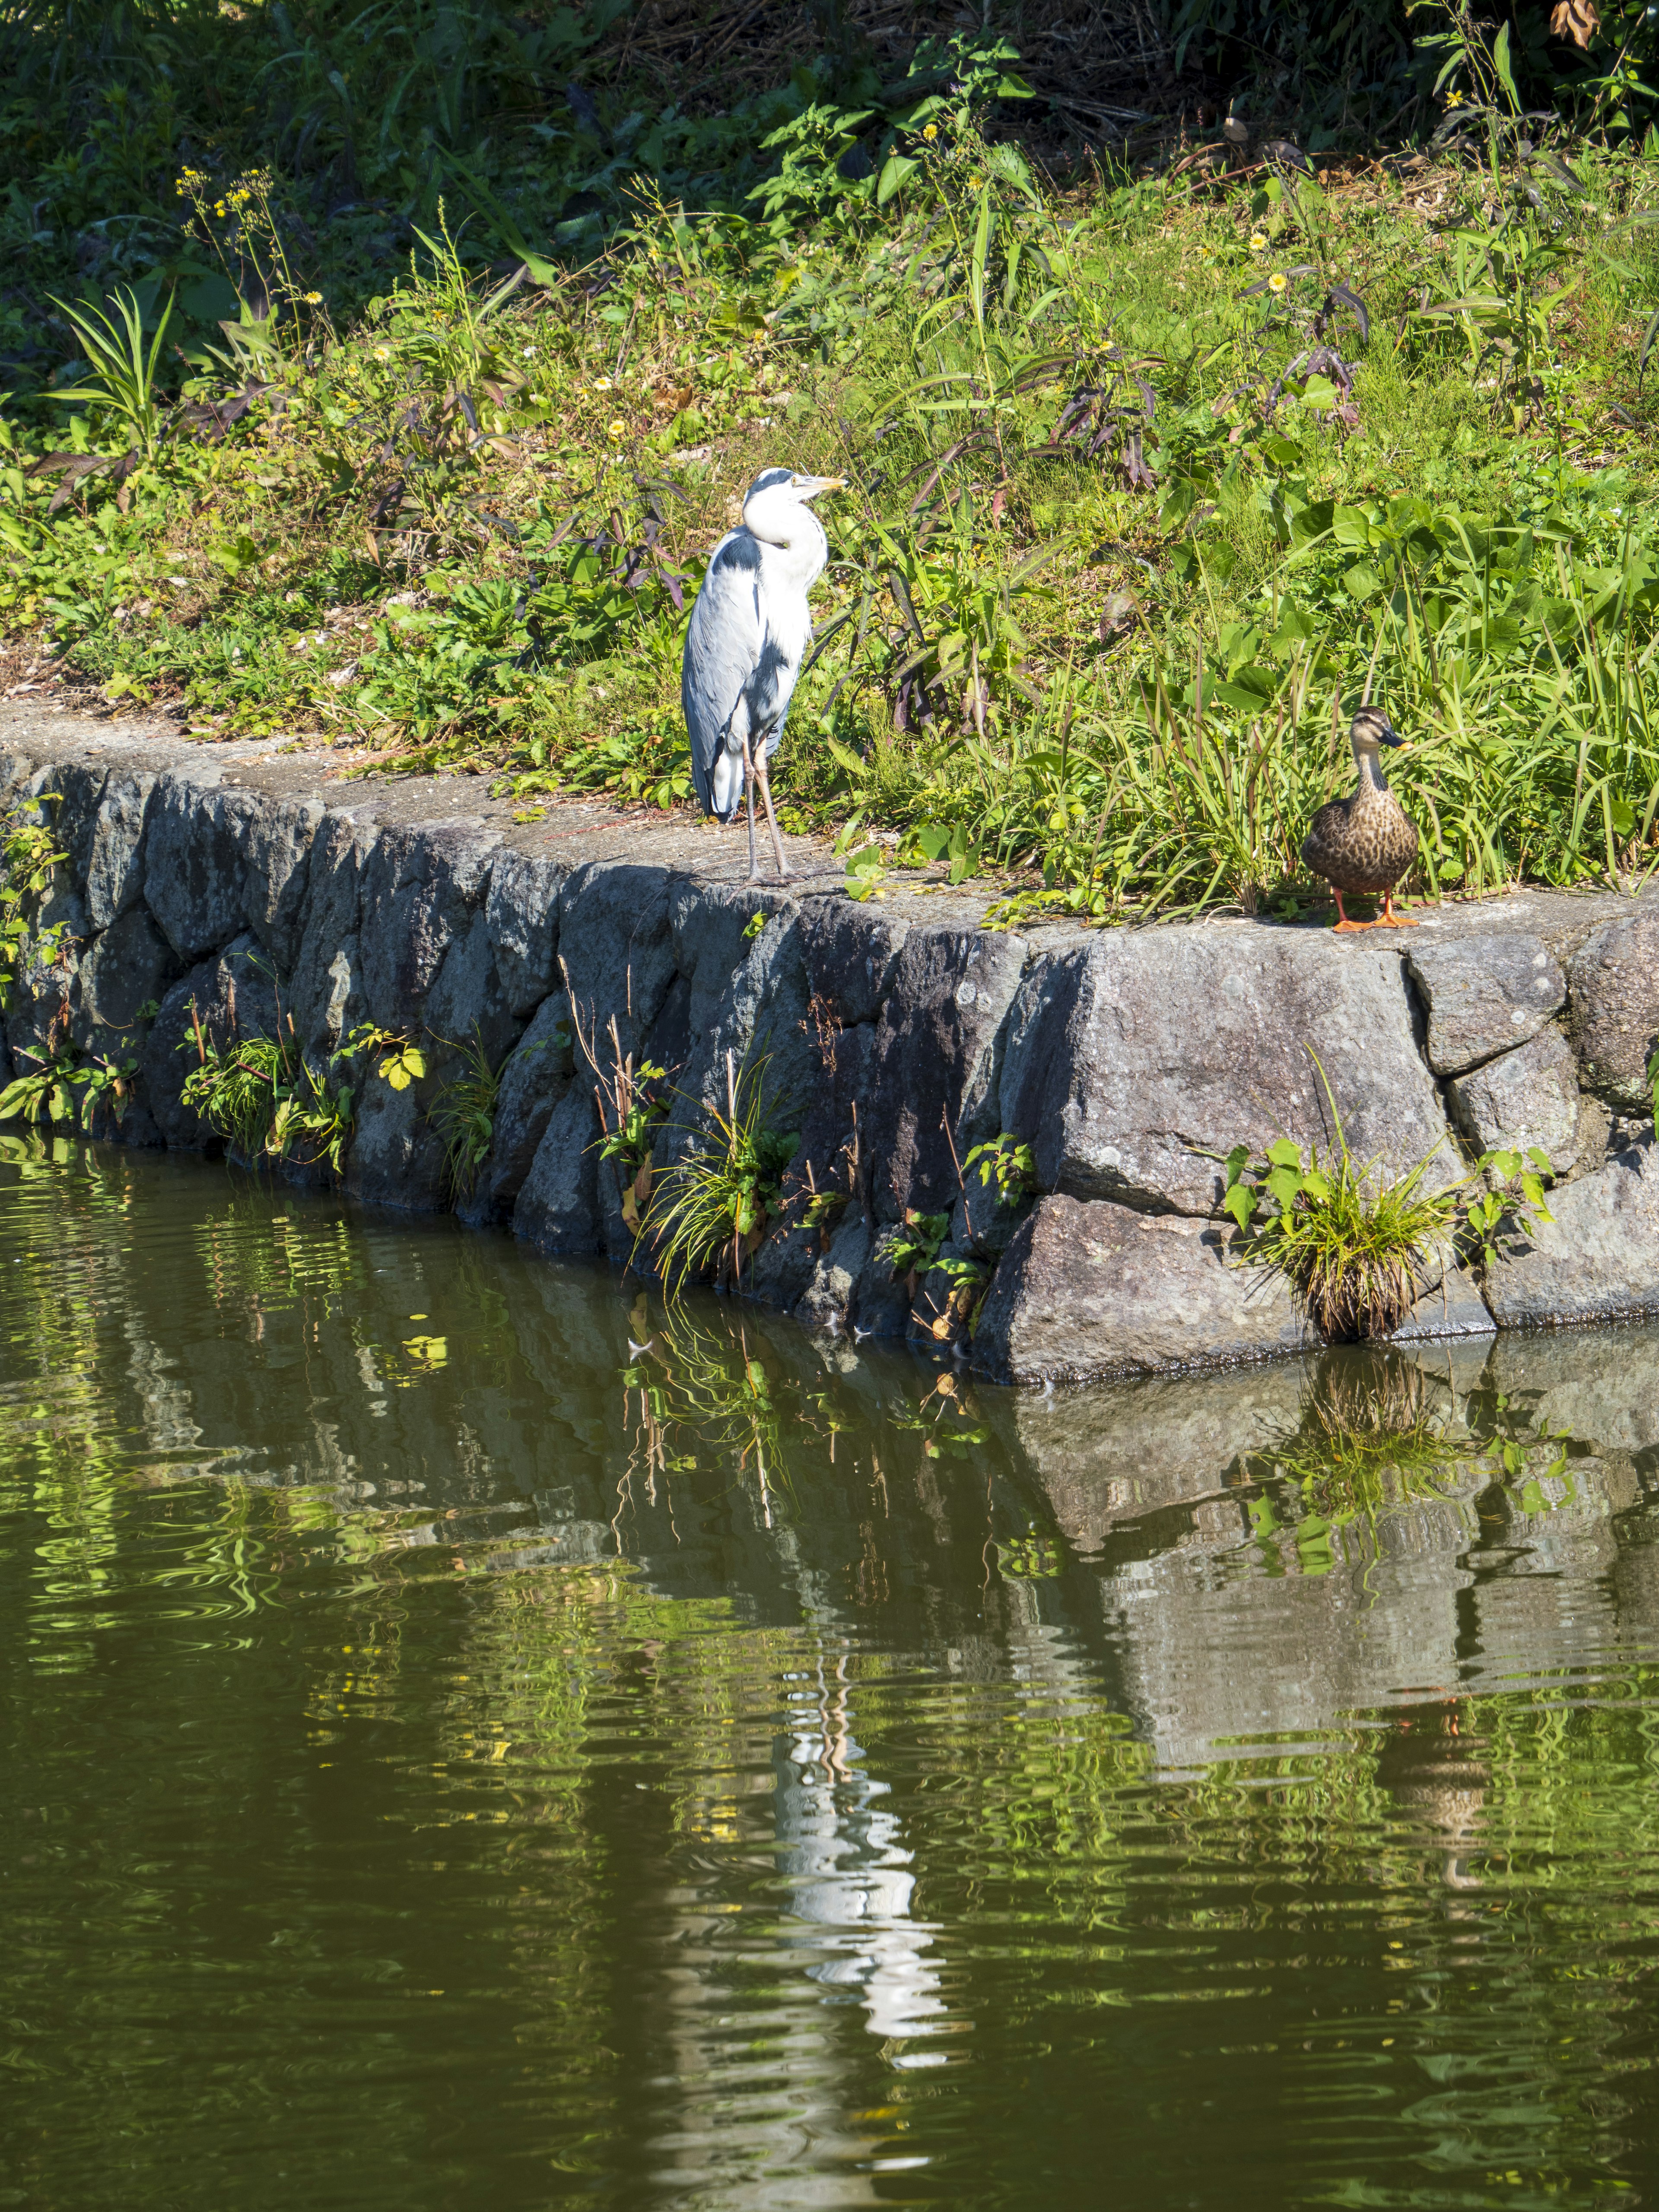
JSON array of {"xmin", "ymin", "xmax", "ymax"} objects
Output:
[{"xmin": 7, "ymin": 14, "xmax": 1659, "ymax": 920}]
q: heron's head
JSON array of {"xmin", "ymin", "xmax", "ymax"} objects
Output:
[
  {"xmin": 742, "ymin": 467, "xmax": 846, "ymax": 518},
  {"xmin": 1349, "ymin": 705, "xmax": 1405, "ymax": 754}
]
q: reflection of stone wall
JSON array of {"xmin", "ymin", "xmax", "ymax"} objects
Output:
[
  {"xmin": 1012, "ymin": 1332, "xmax": 1659, "ymax": 1772},
  {"xmin": 5, "ymin": 712, "xmax": 1659, "ymax": 1387}
]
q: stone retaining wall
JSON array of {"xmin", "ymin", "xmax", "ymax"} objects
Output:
[{"xmin": 3, "ymin": 709, "xmax": 1656, "ymax": 1384}]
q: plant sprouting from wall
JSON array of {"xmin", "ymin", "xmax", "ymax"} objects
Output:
[
  {"xmin": 1218, "ymin": 1052, "xmax": 1555, "ymax": 1341},
  {"xmin": 638, "ymin": 1049, "xmax": 799, "ymax": 1299}
]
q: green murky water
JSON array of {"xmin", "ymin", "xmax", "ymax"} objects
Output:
[{"xmin": 4, "ymin": 1144, "xmax": 1659, "ymax": 2210}]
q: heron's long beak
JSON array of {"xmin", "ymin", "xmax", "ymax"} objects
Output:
[{"xmin": 807, "ymin": 475, "xmax": 847, "ymax": 497}]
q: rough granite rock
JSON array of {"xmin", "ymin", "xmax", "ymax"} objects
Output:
[
  {"xmin": 667, "ymin": 884, "xmax": 813, "ymax": 1121},
  {"xmin": 346, "ymin": 1062, "xmax": 452, "ymax": 1211},
  {"xmin": 554, "ymin": 860, "xmax": 679, "ymax": 1065},
  {"xmin": 86, "ymin": 771, "xmax": 156, "ymax": 929},
  {"xmin": 74, "ymin": 905, "xmax": 180, "ymax": 1053},
  {"xmin": 1481, "ymin": 1138, "xmax": 1659, "ymax": 1325},
  {"xmin": 1569, "ymin": 909, "xmax": 1659, "ymax": 1109},
  {"xmin": 1388, "ymin": 1255, "xmax": 1497, "ymax": 1341},
  {"xmin": 795, "ymin": 899, "xmax": 911, "ymax": 1025},
  {"xmin": 459, "ymin": 991, "xmax": 574, "ymax": 1228},
  {"xmin": 355, "ymin": 819, "xmax": 499, "ymax": 1031},
  {"xmin": 485, "ymin": 848, "xmax": 567, "ymax": 1017},
  {"xmin": 513, "ymin": 1081, "xmax": 606, "ymax": 1257},
  {"xmin": 847, "ymin": 1224, "xmax": 914, "ymax": 1338},
  {"xmin": 795, "ymin": 1210, "xmax": 870, "ymax": 1331},
  {"xmin": 422, "ymin": 909, "xmax": 520, "ymax": 1072},
  {"xmin": 972, "ymin": 1192, "xmax": 1314, "ymax": 1384},
  {"xmin": 999, "ymin": 929, "xmax": 1453, "ymax": 1218},
  {"xmin": 44, "ymin": 759, "xmax": 109, "ymax": 885},
  {"xmin": 864, "ymin": 924, "xmax": 1029, "ymax": 1222},
  {"xmin": 1405, "ymin": 932, "xmax": 1566, "ymax": 1074},
  {"xmin": 748, "ymin": 1218, "xmax": 824, "ymax": 1313},
  {"xmin": 141, "ymin": 934, "xmax": 277, "ymax": 1150},
  {"xmin": 288, "ymin": 811, "xmax": 379, "ymax": 1043},
  {"xmin": 1447, "ymin": 1027, "xmax": 1582, "ymax": 1173},
  {"xmin": 144, "ymin": 777, "xmax": 322, "ymax": 968}
]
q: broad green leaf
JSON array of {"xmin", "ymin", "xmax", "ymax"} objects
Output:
[{"xmin": 1222, "ymin": 1183, "xmax": 1257, "ymax": 1232}]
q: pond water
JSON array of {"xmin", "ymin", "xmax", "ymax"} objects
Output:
[{"xmin": 4, "ymin": 1144, "xmax": 1659, "ymax": 2210}]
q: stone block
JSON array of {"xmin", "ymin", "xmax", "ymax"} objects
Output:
[
  {"xmin": 289, "ymin": 813, "xmax": 379, "ymax": 1045},
  {"xmin": 1481, "ymin": 1137, "xmax": 1659, "ymax": 1325},
  {"xmin": 345, "ymin": 1061, "xmax": 451, "ymax": 1211},
  {"xmin": 356, "ymin": 819, "xmax": 499, "ymax": 1032},
  {"xmin": 458, "ymin": 991, "xmax": 574, "ymax": 1228},
  {"xmin": 667, "ymin": 883, "xmax": 814, "ymax": 1121},
  {"xmin": 999, "ymin": 928, "xmax": 1453, "ymax": 1218},
  {"xmin": 485, "ymin": 847, "xmax": 567, "ymax": 1017},
  {"xmin": 514, "ymin": 1081, "xmax": 606, "ymax": 1257},
  {"xmin": 86, "ymin": 771, "xmax": 156, "ymax": 928},
  {"xmin": 972, "ymin": 1192, "xmax": 1313, "ymax": 1385},
  {"xmin": 556, "ymin": 859, "xmax": 679, "ymax": 1066},
  {"xmin": 864, "ymin": 923, "xmax": 1029, "ymax": 1222},
  {"xmin": 423, "ymin": 909, "xmax": 519, "ymax": 1071},
  {"xmin": 141, "ymin": 934, "xmax": 276, "ymax": 1150},
  {"xmin": 1405, "ymin": 931, "xmax": 1566, "ymax": 1074},
  {"xmin": 1447, "ymin": 1027, "xmax": 1581, "ymax": 1172},
  {"xmin": 1569, "ymin": 909, "xmax": 1659, "ymax": 1110},
  {"xmin": 794, "ymin": 897, "xmax": 910, "ymax": 1024},
  {"xmin": 144, "ymin": 777, "xmax": 321, "ymax": 967},
  {"xmin": 74, "ymin": 905, "xmax": 180, "ymax": 1054},
  {"xmin": 795, "ymin": 1210, "xmax": 870, "ymax": 1332}
]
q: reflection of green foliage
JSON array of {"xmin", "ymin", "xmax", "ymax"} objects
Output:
[
  {"xmin": 1239, "ymin": 1352, "xmax": 1594, "ymax": 1573},
  {"xmin": 998, "ymin": 1524, "xmax": 1062, "ymax": 1578}
]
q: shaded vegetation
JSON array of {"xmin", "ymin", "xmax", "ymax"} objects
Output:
[{"xmin": 9, "ymin": 2, "xmax": 1659, "ymax": 916}]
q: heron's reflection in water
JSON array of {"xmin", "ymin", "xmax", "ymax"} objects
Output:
[{"xmin": 773, "ymin": 1681, "xmax": 947, "ymax": 2058}]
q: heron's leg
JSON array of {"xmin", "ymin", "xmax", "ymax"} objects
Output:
[
  {"xmin": 741, "ymin": 738, "xmax": 760, "ymax": 883},
  {"xmin": 754, "ymin": 746, "xmax": 792, "ymax": 881}
]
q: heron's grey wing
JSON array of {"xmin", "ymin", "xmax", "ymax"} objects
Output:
[{"xmin": 683, "ymin": 531, "xmax": 764, "ymax": 815}]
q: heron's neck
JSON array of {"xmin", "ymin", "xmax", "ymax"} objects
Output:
[{"xmin": 744, "ymin": 503, "xmax": 827, "ymax": 585}]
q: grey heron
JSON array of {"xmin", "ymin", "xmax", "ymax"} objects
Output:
[{"xmin": 682, "ymin": 466, "xmax": 845, "ymax": 881}]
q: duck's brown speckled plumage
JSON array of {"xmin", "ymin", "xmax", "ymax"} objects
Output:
[{"xmin": 1301, "ymin": 707, "xmax": 1419, "ymax": 899}]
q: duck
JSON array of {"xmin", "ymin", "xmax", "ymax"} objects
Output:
[{"xmin": 1300, "ymin": 706, "xmax": 1420, "ymax": 931}]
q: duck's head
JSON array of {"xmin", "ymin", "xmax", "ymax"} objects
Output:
[{"xmin": 1350, "ymin": 705, "xmax": 1406, "ymax": 755}]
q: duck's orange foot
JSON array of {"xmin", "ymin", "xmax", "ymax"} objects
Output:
[
  {"xmin": 1378, "ymin": 895, "xmax": 1418, "ymax": 928},
  {"xmin": 1329, "ymin": 892, "xmax": 1373, "ymax": 933}
]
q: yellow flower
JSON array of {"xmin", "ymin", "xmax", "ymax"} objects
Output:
[
  {"xmin": 1268, "ymin": 271, "xmax": 1288, "ymax": 294},
  {"xmin": 372, "ymin": 344, "xmax": 390, "ymax": 361},
  {"xmin": 1249, "ymin": 231, "xmax": 1268, "ymax": 251},
  {"xmin": 922, "ymin": 122, "xmax": 938, "ymax": 141},
  {"xmin": 592, "ymin": 375, "xmax": 613, "ymax": 391},
  {"xmin": 303, "ymin": 290, "xmax": 322, "ymax": 304},
  {"xmin": 969, "ymin": 173, "xmax": 983, "ymax": 189},
  {"xmin": 607, "ymin": 419, "xmax": 626, "ymax": 440},
  {"xmin": 1445, "ymin": 88, "xmax": 1466, "ymax": 108}
]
